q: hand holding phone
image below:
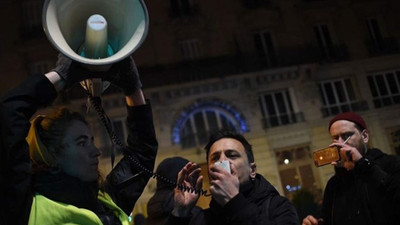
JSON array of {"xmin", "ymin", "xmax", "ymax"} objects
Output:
[
  {"xmin": 313, "ymin": 135, "xmax": 353, "ymax": 167},
  {"xmin": 313, "ymin": 146, "xmax": 340, "ymax": 167}
]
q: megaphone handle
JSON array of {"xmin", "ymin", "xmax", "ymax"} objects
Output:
[{"xmin": 80, "ymin": 78, "xmax": 103, "ymax": 97}]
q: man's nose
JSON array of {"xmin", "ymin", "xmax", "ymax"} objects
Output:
[{"xmin": 92, "ymin": 145, "xmax": 101, "ymax": 157}]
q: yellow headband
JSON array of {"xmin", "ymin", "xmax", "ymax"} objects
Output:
[{"xmin": 26, "ymin": 115, "xmax": 57, "ymax": 169}]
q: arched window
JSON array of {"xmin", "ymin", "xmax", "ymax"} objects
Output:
[{"xmin": 172, "ymin": 99, "xmax": 248, "ymax": 149}]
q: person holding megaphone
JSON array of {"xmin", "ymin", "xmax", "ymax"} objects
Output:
[{"xmin": 0, "ymin": 54, "xmax": 158, "ymax": 225}]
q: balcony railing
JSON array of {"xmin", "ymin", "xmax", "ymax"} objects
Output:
[
  {"xmin": 169, "ymin": 3, "xmax": 200, "ymax": 18},
  {"xmin": 138, "ymin": 44, "xmax": 350, "ymax": 88},
  {"xmin": 241, "ymin": 0, "xmax": 271, "ymax": 9},
  {"xmin": 365, "ymin": 38, "xmax": 399, "ymax": 56},
  {"xmin": 320, "ymin": 100, "xmax": 369, "ymax": 118},
  {"xmin": 372, "ymin": 94, "xmax": 400, "ymax": 109},
  {"xmin": 261, "ymin": 112, "xmax": 305, "ymax": 129}
]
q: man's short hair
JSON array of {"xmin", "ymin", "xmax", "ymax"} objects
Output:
[{"xmin": 204, "ymin": 130, "xmax": 254, "ymax": 163}]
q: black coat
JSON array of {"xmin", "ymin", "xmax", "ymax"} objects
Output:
[
  {"xmin": 144, "ymin": 189, "xmax": 204, "ymax": 225},
  {"xmin": 0, "ymin": 74, "xmax": 158, "ymax": 225},
  {"xmin": 167, "ymin": 174, "xmax": 299, "ymax": 225},
  {"xmin": 321, "ymin": 148, "xmax": 400, "ymax": 225}
]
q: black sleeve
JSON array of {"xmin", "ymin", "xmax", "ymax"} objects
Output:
[
  {"xmin": 1, "ymin": 74, "xmax": 57, "ymax": 225},
  {"xmin": 355, "ymin": 154, "xmax": 400, "ymax": 215},
  {"xmin": 267, "ymin": 195, "xmax": 300, "ymax": 225},
  {"xmin": 104, "ymin": 103, "xmax": 158, "ymax": 214},
  {"xmin": 0, "ymin": 102, "xmax": 10, "ymax": 223},
  {"xmin": 165, "ymin": 214, "xmax": 193, "ymax": 225},
  {"xmin": 320, "ymin": 177, "xmax": 335, "ymax": 225}
]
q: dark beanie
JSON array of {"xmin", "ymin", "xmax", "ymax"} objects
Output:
[
  {"xmin": 156, "ymin": 157, "xmax": 189, "ymax": 190},
  {"xmin": 328, "ymin": 112, "xmax": 367, "ymax": 131}
]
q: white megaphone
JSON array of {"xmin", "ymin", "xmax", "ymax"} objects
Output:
[{"xmin": 42, "ymin": 0, "xmax": 149, "ymax": 96}]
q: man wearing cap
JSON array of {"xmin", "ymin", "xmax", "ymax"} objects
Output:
[{"xmin": 302, "ymin": 112, "xmax": 400, "ymax": 225}]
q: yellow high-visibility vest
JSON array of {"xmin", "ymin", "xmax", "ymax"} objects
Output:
[{"xmin": 29, "ymin": 191, "xmax": 131, "ymax": 225}]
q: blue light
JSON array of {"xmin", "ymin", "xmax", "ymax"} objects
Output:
[
  {"xmin": 285, "ymin": 185, "xmax": 302, "ymax": 192},
  {"xmin": 171, "ymin": 98, "xmax": 248, "ymax": 145}
]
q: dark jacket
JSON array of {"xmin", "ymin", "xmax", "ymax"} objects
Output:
[
  {"xmin": 321, "ymin": 148, "xmax": 400, "ymax": 225},
  {"xmin": 144, "ymin": 189, "xmax": 204, "ymax": 225},
  {"xmin": 144, "ymin": 156, "xmax": 204, "ymax": 225},
  {"xmin": 0, "ymin": 74, "xmax": 158, "ymax": 225},
  {"xmin": 0, "ymin": 102, "xmax": 11, "ymax": 224},
  {"xmin": 167, "ymin": 174, "xmax": 299, "ymax": 225}
]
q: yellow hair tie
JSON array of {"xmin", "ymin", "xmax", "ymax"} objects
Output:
[{"xmin": 26, "ymin": 115, "xmax": 57, "ymax": 168}]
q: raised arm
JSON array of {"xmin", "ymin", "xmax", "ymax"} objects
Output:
[{"xmin": 103, "ymin": 56, "xmax": 158, "ymax": 214}]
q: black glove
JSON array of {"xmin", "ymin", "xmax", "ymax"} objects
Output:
[
  {"xmin": 104, "ymin": 56, "xmax": 142, "ymax": 95},
  {"xmin": 52, "ymin": 54, "xmax": 98, "ymax": 88}
]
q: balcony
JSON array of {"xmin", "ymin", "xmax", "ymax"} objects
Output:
[
  {"xmin": 372, "ymin": 94, "xmax": 400, "ymax": 109},
  {"xmin": 312, "ymin": 44, "xmax": 350, "ymax": 63},
  {"xmin": 320, "ymin": 100, "xmax": 369, "ymax": 117},
  {"xmin": 241, "ymin": 0, "xmax": 271, "ymax": 9},
  {"xmin": 139, "ymin": 55, "xmax": 242, "ymax": 87},
  {"xmin": 261, "ymin": 112, "xmax": 305, "ymax": 129},
  {"xmin": 137, "ymin": 44, "xmax": 350, "ymax": 89},
  {"xmin": 169, "ymin": 3, "xmax": 200, "ymax": 18},
  {"xmin": 366, "ymin": 37, "xmax": 399, "ymax": 56}
]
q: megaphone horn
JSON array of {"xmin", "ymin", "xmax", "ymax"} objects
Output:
[
  {"xmin": 42, "ymin": 0, "xmax": 149, "ymax": 96},
  {"xmin": 42, "ymin": 0, "xmax": 149, "ymax": 66}
]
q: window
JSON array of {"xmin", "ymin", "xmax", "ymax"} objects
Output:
[
  {"xmin": 170, "ymin": 0, "xmax": 197, "ymax": 17},
  {"xmin": 241, "ymin": 0, "xmax": 265, "ymax": 9},
  {"xmin": 365, "ymin": 18, "xmax": 384, "ymax": 53},
  {"xmin": 253, "ymin": 31, "xmax": 278, "ymax": 68},
  {"xmin": 172, "ymin": 100, "xmax": 248, "ymax": 149},
  {"xmin": 314, "ymin": 24, "xmax": 334, "ymax": 59},
  {"xmin": 180, "ymin": 109, "xmax": 237, "ymax": 149},
  {"xmin": 179, "ymin": 39, "xmax": 201, "ymax": 61},
  {"xmin": 318, "ymin": 78, "xmax": 366, "ymax": 117},
  {"xmin": 275, "ymin": 146, "xmax": 320, "ymax": 199},
  {"xmin": 367, "ymin": 70, "xmax": 400, "ymax": 108},
  {"xmin": 389, "ymin": 127, "xmax": 400, "ymax": 156},
  {"xmin": 258, "ymin": 89, "xmax": 303, "ymax": 128},
  {"xmin": 22, "ymin": 0, "xmax": 43, "ymax": 38}
]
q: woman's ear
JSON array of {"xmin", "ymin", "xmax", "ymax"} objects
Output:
[{"xmin": 49, "ymin": 164, "xmax": 62, "ymax": 174}]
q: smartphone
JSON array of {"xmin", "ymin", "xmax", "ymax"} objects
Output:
[
  {"xmin": 214, "ymin": 160, "xmax": 231, "ymax": 174},
  {"xmin": 313, "ymin": 146, "xmax": 340, "ymax": 167}
]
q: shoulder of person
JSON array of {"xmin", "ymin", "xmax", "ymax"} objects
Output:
[
  {"xmin": 268, "ymin": 194, "xmax": 295, "ymax": 209},
  {"xmin": 368, "ymin": 148, "xmax": 400, "ymax": 172},
  {"xmin": 266, "ymin": 195, "xmax": 299, "ymax": 223}
]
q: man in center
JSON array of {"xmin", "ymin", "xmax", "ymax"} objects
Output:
[{"xmin": 166, "ymin": 130, "xmax": 299, "ymax": 225}]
